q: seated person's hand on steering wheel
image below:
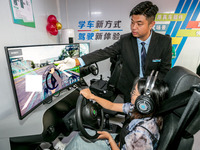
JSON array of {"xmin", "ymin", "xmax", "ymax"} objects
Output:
[
  {"xmin": 54, "ymin": 57, "xmax": 76, "ymax": 71},
  {"xmin": 97, "ymin": 131, "xmax": 112, "ymax": 140},
  {"xmin": 80, "ymin": 88, "xmax": 95, "ymax": 100}
]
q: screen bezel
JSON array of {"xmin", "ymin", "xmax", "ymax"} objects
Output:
[{"xmin": 5, "ymin": 43, "xmax": 80, "ymax": 120}]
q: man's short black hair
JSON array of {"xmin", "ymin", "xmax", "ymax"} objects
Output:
[{"xmin": 130, "ymin": 1, "xmax": 158, "ymax": 21}]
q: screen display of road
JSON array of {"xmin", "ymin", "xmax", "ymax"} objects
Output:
[{"xmin": 5, "ymin": 44, "xmax": 80, "ymax": 119}]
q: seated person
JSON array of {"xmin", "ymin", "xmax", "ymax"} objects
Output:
[{"xmin": 65, "ymin": 73, "xmax": 169, "ymax": 150}]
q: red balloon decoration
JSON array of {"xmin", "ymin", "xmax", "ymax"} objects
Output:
[
  {"xmin": 49, "ymin": 29, "xmax": 58, "ymax": 35},
  {"xmin": 46, "ymin": 23, "xmax": 56, "ymax": 32},
  {"xmin": 47, "ymin": 15, "xmax": 57, "ymax": 24},
  {"xmin": 46, "ymin": 15, "xmax": 62, "ymax": 36}
]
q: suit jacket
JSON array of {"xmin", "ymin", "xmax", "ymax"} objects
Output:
[{"xmin": 81, "ymin": 30, "xmax": 172, "ymax": 101}]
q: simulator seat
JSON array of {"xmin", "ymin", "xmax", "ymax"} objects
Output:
[{"xmin": 157, "ymin": 66, "xmax": 200, "ymax": 150}]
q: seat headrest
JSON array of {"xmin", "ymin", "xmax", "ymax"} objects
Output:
[{"xmin": 164, "ymin": 66, "xmax": 200, "ymax": 97}]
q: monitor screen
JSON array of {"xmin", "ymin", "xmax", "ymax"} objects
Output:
[
  {"xmin": 5, "ymin": 43, "xmax": 80, "ymax": 120},
  {"xmin": 80, "ymin": 43, "xmax": 90, "ymax": 57}
]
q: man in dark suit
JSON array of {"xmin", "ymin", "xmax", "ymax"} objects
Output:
[{"xmin": 56, "ymin": 1, "xmax": 172, "ymax": 102}]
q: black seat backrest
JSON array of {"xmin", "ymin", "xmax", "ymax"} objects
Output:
[
  {"xmin": 164, "ymin": 66, "xmax": 200, "ymax": 117},
  {"xmin": 164, "ymin": 66, "xmax": 200, "ymax": 97},
  {"xmin": 157, "ymin": 66, "xmax": 200, "ymax": 150}
]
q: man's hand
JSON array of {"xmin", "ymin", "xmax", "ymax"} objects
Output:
[{"xmin": 54, "ymin": 57, "xmax": 76, "ymax": 71}]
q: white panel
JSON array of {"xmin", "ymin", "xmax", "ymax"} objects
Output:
[
  {"xmin": 175, "ymin": 37, "xmax": 200, "ymax": 72},
  {"xmin": 59, "ymin": 0, "xmax": 68, "ymax": 28}
]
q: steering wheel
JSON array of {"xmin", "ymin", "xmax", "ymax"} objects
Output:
[
  {"xmin": 46, "ymin": 69, "xmax": 60, "ymax": 90},
  {"xmin": 76, "ymin": 94, "xmax": 104, "ymax": 140}
]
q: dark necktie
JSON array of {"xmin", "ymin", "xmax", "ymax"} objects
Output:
[{"xmin": 141, "ymin": 42, "xmax": 146, "ymax": 74}]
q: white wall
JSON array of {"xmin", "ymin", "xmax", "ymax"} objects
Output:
[
  {"xmin": 175, "ymin": 37, "xmax": 200, "ymax": 72},
  {"xmin": 0, "ymin": 0, "xmax": 59, "ymax": 120}
]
